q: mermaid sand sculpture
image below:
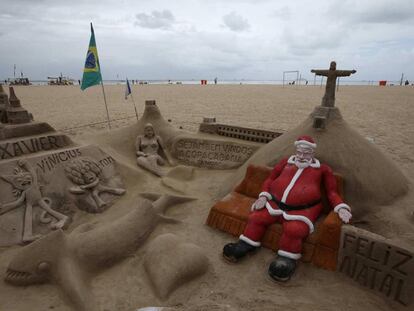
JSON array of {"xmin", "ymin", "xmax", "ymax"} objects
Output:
[
  {"xmin": 0, "ymin": 160, "xmax": 69, "ymax": 243},
  {"xmin": 136, "ymin": 123, "xmax": 174, "ymax": 177},
  {"xmin": 5, "ymin": 193, "xmax": 195, "ymax": 311},
  {"xmin": 65, "ymin": 157, "xmax": 126, "ymax": 212}
]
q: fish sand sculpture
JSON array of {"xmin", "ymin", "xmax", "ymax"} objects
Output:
[{"xmin": 4, "ymin": 193, "xmax": 195, "ymax": 311}]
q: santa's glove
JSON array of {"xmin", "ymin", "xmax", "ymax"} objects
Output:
[
  {"xmin": 251, "ymin": 196, "xmax": 267, "ymax": 211},
  {"xmin": 337, "ymin": 208, "xmax": 352, "ymax": 223},
  {"xmin": 334, "ymin": 204, "xmax": 352, "ymax": 223}
]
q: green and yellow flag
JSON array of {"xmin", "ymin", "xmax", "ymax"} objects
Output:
[{"xmin": 81, "ymin": 23, "xmax": 102, "ymax": 90}]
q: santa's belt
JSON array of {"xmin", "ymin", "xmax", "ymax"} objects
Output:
[{"xmin": 271, "ymin": 195, "xmax": 321, "ymax": 211}]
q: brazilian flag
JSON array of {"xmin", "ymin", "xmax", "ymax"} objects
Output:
[{"xmin": 81, "ymin": 23, "xmax": 102, "ymax": 90}]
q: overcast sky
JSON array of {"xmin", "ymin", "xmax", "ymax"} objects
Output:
[{"xmin": 0, "ymin": 0, "xmax": 413, "ymax": 81}]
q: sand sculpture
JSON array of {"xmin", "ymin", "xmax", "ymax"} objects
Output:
[
  {"xmin": 0, "ymin": 88, "xmax": 126, "ymax": 246},
  {"xmin": 199, "ymin": 116, "xmax": 283, "ymax": 143},
  {"xmin": 0, "ymin": 160, "xmax": 69, "ymax": 243},
  {"xmin": 222, "ymin": 61, "xmax": 408, "ymax": 217},
  {"xmin": 132, "ymin": 113, "xmax": 200, "ymax": 192},
  {"xmin": 134, "ymin": 100, "xmax": 259, "ymax": 170},
  {"xmin": 137, "ymin": 305, "xmax": 237, "ymax": 311},
  {"xmin": 5, "ymin": 194, "xmax": 196, "ymax": 311},
  {"xmin": 160, "ymin": 165, "xmax": 195, "ymax": 193},
  {"xmin": 135, "ymin": 100, "xmax": 182, "ymax": 144},
  {"xmin": 65, "ymin": 157, "xmax": 126, "ymax": 212},
  {"xmin": 144, "ymin": 233, "xmax": 209, "ymax": 300},
  {"xmin": 0, "ymin": 84, "xmax": 8, "ymax": 123},
  {"xmin": 223, "ymin": 135, "xmax": 352, "ymax": 281},
  {"xmin": 311, "ymin": 61, "xmax": 356, "ymax": 108},
  {"xmin": 338, "ymin": 225, "xmax": 413, "ymax": 307},
  {"xmin": 136, "ymin": 122, "xmax": 173, "ymax": 177},
  {"xmin": 311, "ymin": 61, "xmax": 356, "ymax": 129},
  {"xmin": 0, "ymin": 74, "xmax": 412, "ymax": 310},
  {"xmin": 94, "ymin": 100, "xmax": 260, "ymax": 173},
  {"xmin": 6, "ymin": 86, "xmax": 32, "ymax": 124}
]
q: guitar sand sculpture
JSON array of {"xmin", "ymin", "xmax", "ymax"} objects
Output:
[{"xmin": 5, "ymin": 193, "xmax": 195, "ymax": 311}]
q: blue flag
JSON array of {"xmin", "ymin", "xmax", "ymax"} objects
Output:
[{"xmin": 125, "ymin": 78, "xmax": 132, "ymax": 100}]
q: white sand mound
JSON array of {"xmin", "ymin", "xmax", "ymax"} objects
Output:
[{"xmin": 221, "ymin": 108, "xmax": 409, "ymax": 217}]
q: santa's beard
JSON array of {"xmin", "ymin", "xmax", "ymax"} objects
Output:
[{"xmin": 294, "ymin": 157, "xmax": 312, "ymax": 169}]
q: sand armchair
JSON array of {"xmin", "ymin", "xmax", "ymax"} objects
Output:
[{"xmin": 206, "ymin": 164, "xmax": 344, "ymax": 270}]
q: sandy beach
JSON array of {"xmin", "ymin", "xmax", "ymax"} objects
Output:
[
  {"xmin": 11, "ymin": 84, "xmax": 414, "ymax": 176},
  {"xmin": 1, "ymin": 84, "xmax": 413, "ymax": 311}
]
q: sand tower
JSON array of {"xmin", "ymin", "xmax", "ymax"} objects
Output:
[
  {"xmin": 6, "ymin": 87, "xmax": 31, "ymax": 124},
  {"xmin": 0, "ymin": 84, "xmax": 9, "ymax": 123},
  {"xmin": 137, "ymin": 100, "xmax": 182, "ymax": 142},
  {"xmin": 222, "ymin": 62, "xmax": 409, "ymax": 217}
]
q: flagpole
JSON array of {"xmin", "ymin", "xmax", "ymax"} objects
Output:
[
  {"xmin": 100, "ymin": 81, "xmax": 111, "ymax": 129},
  {"xmin": 130, "ymin": 86, "xmax": 139, "ymax": 121}
]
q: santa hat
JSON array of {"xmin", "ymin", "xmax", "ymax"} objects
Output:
[{"xmin": 294, "ymin": 135, "xmax": 317, "ymax": 149}]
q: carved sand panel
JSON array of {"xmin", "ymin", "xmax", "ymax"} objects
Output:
[
  {"xmin": 172, "ymin": 137, "xmax": 258, "ymax": 169},
  {"xmin": 65, "ymin": 157, "xmax": 125, "ymax": 213},
  {"xmin": 338, "ymin": 225, "xmax": 414, "ymax": 308},
  {"xmin": 0, "ymin": 145, "xmax": 125, "ymax": 246},
  {"xmin": 0, "ymin": 160, "xmax": 69, "ymax": 244},
  {"xmin": 0, "ymin": 133, "xmax": 72, "ymax": 159}
]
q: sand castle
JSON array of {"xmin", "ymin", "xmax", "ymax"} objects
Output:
[
  {"xmin": 6, "ymin": 87, "xmax": 32, "ymax": 124},
  {"xmin": 0, "ymin": 63, "xmax": 413, "ymax": 310}
]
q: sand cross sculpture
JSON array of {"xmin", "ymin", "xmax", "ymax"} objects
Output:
[{"xmin": 311, "ymin": 61, "xmax": 356, "ymax": 108}]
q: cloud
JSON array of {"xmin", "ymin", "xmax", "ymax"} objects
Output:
[
  {"xmin": 222, "ymin": 11, "xmax": 250, "ymax": 32},
  {"xmin": 134, "ymin": 10, "xmax": 175, "ymax": 29},
  {"xmin": 329, "ymin": 0, "xmax": 414, "ymax": 24},
  {"xmin": 282, "ymin": 23, "xmax": 348, "ymax": 56},
  {"xmin": 0, "ymin": 0, "xmax": 413, "ymax": 81},
  {"xmin": 356, "ymin": 6, "xmax": 413, "ymax": 24},
  {"xmin": 272, "ymin": 6, "xmax": 291, "ymax": 21}
]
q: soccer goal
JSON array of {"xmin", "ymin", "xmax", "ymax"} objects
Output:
[{"xmin": 282, "ymin": 70, "xmax": 299, "ymax": 87}]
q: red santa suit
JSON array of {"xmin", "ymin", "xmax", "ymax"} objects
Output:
[{"xmin": 240, "ymin": 155, "xmax": 350, "ymax": 260}]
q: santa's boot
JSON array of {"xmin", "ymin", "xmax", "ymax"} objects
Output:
[
  {"xmin": 268, "ymin": 255, "xmax": 297, "ymax": 282},
  {"xmin": 223, "ymin": 240, "xmax": 257, "ymax": 263}
]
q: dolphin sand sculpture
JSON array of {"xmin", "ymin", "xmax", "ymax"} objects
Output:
[{"xmin": 4, "ymin": 193, "xmax": 195, "ymax": 311}]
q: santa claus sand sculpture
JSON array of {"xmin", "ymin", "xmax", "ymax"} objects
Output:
[{"xmin": 223, "ymin": 135, "xmax": 352, "ymax": 281}]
